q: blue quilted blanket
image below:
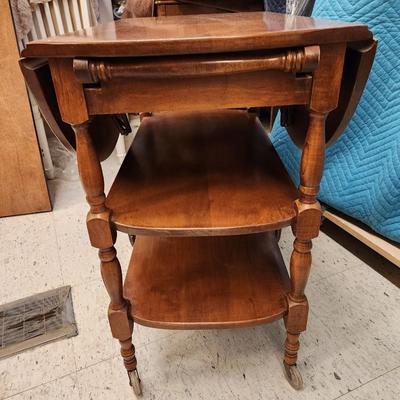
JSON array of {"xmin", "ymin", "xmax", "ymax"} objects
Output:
[{"xmin": 271, "ymin": 0, "xmax": 400, "ymax": 242}]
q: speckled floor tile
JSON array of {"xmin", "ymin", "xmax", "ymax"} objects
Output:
[
  {"xmin": 6, "ymin": 373, "xmax": 80, "ymax": 400},
  {"xmin": 0, "ymin": 213, "xmax": 63, "ymax": 305},
  {"xmin": 76, "ymin": 357, "xmax": 133, "ymax": 400},
  {"xmin": 0, "ymin": 339, "xmax": 76, "ymax": 399},
  {"xmin": 310, "ymin": 228, "xmax": 365, "ymax": 281},
  {"xmin": 71, "ymin": 280, "xmax": 173, "ymax": 371},
  {"xmin": 196, "ymin": 317, "xmax": 374, "ymax": 400},
  {"xmin": 52, "ymin": 201, "xmax": 99, "ymax": 287},
  {"xmin": 70, "ymin": 280, "xmax": 119, "ymax": 370},
  {"xmin": 197, "ymin": 326, "xmax": 288, "ymax": 400},
  {"xmin": 49, "ymin": 155, "xmax": 131, "ymax": 287},
  {"xmin": 307, "ymin": 264, "xmax": 400, "ymax": 388},
  {"xmin": 339, "ymin": 366, "xmax": 400, "ymax": 400},
  {"xmin": 279, "ymin": 227, "xmax": 364, "ymax": 284},
  {"xmin": 77, "ymin": 332, "xmax": 235, "ymax": 400},
  {"xmin": 52, "ymin": 203, "xmax": 132, "ymax": 291}
]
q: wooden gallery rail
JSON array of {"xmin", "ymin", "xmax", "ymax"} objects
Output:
[
  {"xmin": 21, "ymin": 11, "xmax": 375, "ymax": 397},
  {"xmin": 73, "ymin": 46, "xmax": 321, "ymax": 82}
]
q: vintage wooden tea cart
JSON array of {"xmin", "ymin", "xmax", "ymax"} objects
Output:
[{"xmin": 21, "ymin": 6, "xmax": 375, "ymax": 396}]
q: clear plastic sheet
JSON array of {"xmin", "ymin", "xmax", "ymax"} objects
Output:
[
  {"xmin": 47, "ymin": 136, "xmax": 79, "ymax": 181},
  {"xmin": 264, "ymin": 0, "xmax": 315, "ymax": 16}
]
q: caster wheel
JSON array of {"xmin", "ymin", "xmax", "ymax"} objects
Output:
[
  {"xmin": 275, "ymin": 229, "xmax": 282, "ymax": 242},
  {"xmin": 129, "ymin": 235, "xmax": 136, "ymax": 247},
  {"xmin": 128, "ymin": 369, "xmax": 143, "ymax": 397},
  {"xmin": 284, "ymin": 363, "xmax": 303, "ymax": 390}
]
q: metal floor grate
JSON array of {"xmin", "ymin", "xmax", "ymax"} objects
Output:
[{"xmin": 0, "ymin": 286, "xmax": 77, "ymax": 359}]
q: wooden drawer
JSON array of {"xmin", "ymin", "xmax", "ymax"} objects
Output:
[{"xmin": 155, "ymin": 0, "xmax": 264, "ymax": 16}]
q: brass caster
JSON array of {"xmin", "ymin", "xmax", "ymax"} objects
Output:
[
  {"xmin": 128, "ymin": 369, "xmax": 142, "ymax": 397},
  {"xmin": 275, "ymin": 229, "xmax": 282, "ymax": 242},
  {"xmin": 129, "ymin": 235, "xmax": 136, "ymax": 247},
  {"xmin": 284, "ymin": 362, "xmax": 303, "ymax": 390}
]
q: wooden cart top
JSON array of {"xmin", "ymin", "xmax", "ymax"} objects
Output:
[{"xmin": 22, "ymin": 11, "xmax": 372, "ymax": 58}]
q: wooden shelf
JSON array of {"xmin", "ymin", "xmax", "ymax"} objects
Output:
[
  {"xmin": 106, "ymin": 110, "xmax": 298, "ymax": 236},
  {"xmin": 124, "ymin": 232, "xmax": 290, "ymax": 329}
]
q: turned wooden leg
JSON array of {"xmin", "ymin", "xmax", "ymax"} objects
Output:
[
  {"xmin": 284, "ymin": 238, "xmax": 312, "ymax": 367},
  {"xmin": 100, "ymin": 246, "xmax": 142, "ymax": 396},
  {"xmin": 99, "ymin": 247, "xmax": 137, "ymax": 371},
  {"xmin": 284, "ymin": 110, "xmax": 327, "ymax": 389},
  {"xmin": 73, "ymin": 122, "xmax": 142, "ymax": 396},
  {"xmin": 284, "ymin": 332, "xmax": 301, "ymax": 366}
]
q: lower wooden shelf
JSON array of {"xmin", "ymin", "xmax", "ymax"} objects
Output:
[{"xmin": 124, "ymin": 231, "xmax": 290, "ymax": 329}]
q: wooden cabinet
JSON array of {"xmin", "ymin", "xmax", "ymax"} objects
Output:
[{"xmin": 0, "ymin": 2, "xmax": 50, "ymax": 217}]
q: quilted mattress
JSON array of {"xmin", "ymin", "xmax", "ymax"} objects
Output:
[{"xmin": 271, "ymin": 0, "xmax": 400, "ymax": 242}]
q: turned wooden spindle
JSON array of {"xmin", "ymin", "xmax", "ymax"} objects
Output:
[
  {"xmin": 73, "ymin": 46, "xmax": 320, "ymax": 83},
  {"xmin": 289, "ymin": 238, "xmax": 313, "ymax": 304},
  {"xmin": 120, "ymin": 339, "xmax": 138, "ymax": 371},
  {"xmin": 283, "ymin": 43, "xmax": 346, "ymax": 375},
  {"xmin": 73, "ymin": 122, "xmax": 106, "ymax": 212},
  {"xmin": 284, "ymin": 110, "xmax": 327, "ymax": 368},
  {"xmin": 298, "ymin": 112, "xmax": 327, "ymax": 204},
  {"xmin": 284, "ymin": 332, "xmax": 301, "ymax": 365},
  {"xmin": 72, "ymin": 121, "xmax": 138, "ymax": 374},
  {"xmin": 48, "ymin": 57, "xmax": 141, "ymax": 392}
]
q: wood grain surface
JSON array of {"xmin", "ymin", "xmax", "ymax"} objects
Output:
[
  {"xmin": 106, "ymin": 110, "xmax": 298, "ymax": 236},
  {"xmin": 124, "ymin": 232, "xmax": 290, "ymax": 329},
  {"xmin": 22, "ymin": 11, "xmax": 371, "ymax": 58},
  {"xmin": 0, "ymin": 2, "xmax": 50, "ymax": 217}
]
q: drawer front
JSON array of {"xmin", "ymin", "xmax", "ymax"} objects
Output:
[
  {"xmin": 75, "ymin": 47, "xmax": 318, "ymax": 115},
  {"xmin": 155, "ymin": 0, "xmax": 264, "ymax": 16},
  {"xmin": 83, "ymin": 71, "xmax": 312, "ymax": 115},
  {"xmin": 156, "ymin": 1, "xmax": 224, "ymax": 16}
]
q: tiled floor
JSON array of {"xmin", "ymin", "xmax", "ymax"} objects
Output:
[{"xmin": 1, "ymin": 153, "xmax": 399, "ymax": 400}]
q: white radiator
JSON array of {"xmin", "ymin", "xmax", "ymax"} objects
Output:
[
  {"xmin": 14, "ymin": 1, "xmax": 95, "ymax": 179},
  {"xmin": 20, "ymin": 0, "xmax": 95, "ymax": 46},
  {"xmin": 18, "ymin": 0, "xmax": 127, "ymax": 172}
]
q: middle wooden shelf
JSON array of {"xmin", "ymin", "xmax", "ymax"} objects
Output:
[{"xmin": 106, "ymin": 110, "xmax": 298, "ymax": 236}]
